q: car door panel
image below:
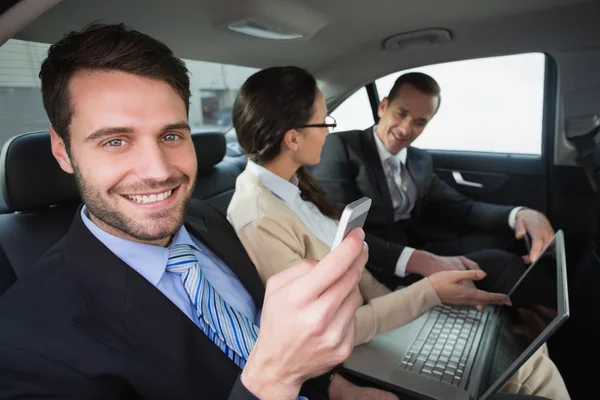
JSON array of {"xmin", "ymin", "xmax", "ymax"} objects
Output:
[{"xmin": 429, "ymin": 151, "xmax": 547, "ymax": 213}]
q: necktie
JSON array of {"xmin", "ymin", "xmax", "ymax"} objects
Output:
[
  {"xmin": 386, "ymin": 158, "xmax": 411, "ymax": 219},
  {"xmin": 166, "ymin": 243, "xmax": 259, "ymax": 368}
]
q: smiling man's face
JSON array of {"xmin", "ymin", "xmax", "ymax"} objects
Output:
[
  {"xmin": 376, "ymin": 83, "xmax": 439, "ymax": 154},
  {"xmin": 50, "ymin": 69, "xmax": 197, "ymax": 246}
]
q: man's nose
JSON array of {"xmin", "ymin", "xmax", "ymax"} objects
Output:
[
  {"xmin": 397, "ymin": 118, "xmax": 412, "ymax": 136},
  {"xmin": 136, "ymin": 143, "xmax": 172, "ymax": 181}
]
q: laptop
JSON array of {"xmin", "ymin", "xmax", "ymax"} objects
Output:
[{"xmin": 340, "ymin": 230, "xmax": 569, "ymax": 400}]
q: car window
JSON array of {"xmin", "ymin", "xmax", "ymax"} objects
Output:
[
  {"xmin": 330, "ymin": 87, "xmax": 374, "ymax": 132},
  {"xmin": 0, "ymin": 38, "xmax": 258, "ymax": 151},
  {"xmin": 375, "ymin": 53, "xmax": 546, "ymax": 155}
]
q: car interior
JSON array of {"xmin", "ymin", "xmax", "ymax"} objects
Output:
[{"xmin": 1, "ymin": 0, "xmax": 599, "ymax": 398}]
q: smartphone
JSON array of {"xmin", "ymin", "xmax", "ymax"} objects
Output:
[{"xmin": 330, "ymin": 197, "xmax": 372, "ymax": 251}]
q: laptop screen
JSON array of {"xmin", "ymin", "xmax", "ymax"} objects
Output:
[{"xmin": 478, "ymin": 233, "xmax": 564, "ymax": 397}]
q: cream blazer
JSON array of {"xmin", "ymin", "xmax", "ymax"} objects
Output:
[{"xmin": 227, "ymin": 169, "xmax": 441, "ymax": 346}]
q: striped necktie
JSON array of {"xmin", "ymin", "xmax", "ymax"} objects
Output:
[
  {"xmin": 166, "ymin": 243, "xmax": 259, "ymax": 368},
  {"xmin": 386, "ymin": 158, "xmax": 411, "ymax": 219}
]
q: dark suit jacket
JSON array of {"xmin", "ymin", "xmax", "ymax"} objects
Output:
[
  {"xmin": 0, "ymin": 200, "xmax": 328, "ymax": 399},
  {"xmin": 312, "ymin": 127, "xmax": 515, "ymax": 280}
]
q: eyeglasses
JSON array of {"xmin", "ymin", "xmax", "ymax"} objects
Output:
[{"xmin": 298, "ymin": 115, "xmax": 337, "ymax": 132}]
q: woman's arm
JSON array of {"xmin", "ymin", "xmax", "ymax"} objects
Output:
[{"xmin": 236, "ymin": 217, "xmax": 441, "ymax": 346}]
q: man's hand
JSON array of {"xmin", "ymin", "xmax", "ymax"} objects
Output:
[
  {"xmin": 514, "ymin": 209, "xmax": 555, "ymax": 264},
  {"xmin": 241, "ymin": 228, "xmax": 367, "ymax": 400},
  {"xmin": 428, "ymin": 270, "xmax": 512, "ymax": 308},
  {"xmin": 407, "ymin": 250, "xmax": 481, "ymax": 279}
]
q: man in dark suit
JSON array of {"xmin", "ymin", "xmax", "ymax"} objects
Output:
[
  {"xmin": 312, "ymin": 72, "xmax": 555, "ymax": 291},
  {"xmin": 0, "ymin": 23, "xmax": 395, "ymax": 400}
]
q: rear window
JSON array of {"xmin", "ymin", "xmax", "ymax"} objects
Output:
[{"xmin": 0, "ymin": 38, "xmax": 258, "ymax": 150}]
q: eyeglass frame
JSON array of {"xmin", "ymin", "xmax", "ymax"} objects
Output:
[{"xmin": 297, "ymin": 115, "xmax": 337, "ymax": 131}]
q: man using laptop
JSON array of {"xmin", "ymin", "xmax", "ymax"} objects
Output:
[{"xmin": 312, "ymin": 72, "xmax": 555, "ymax": 293}]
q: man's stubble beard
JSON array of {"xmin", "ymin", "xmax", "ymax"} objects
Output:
[{"xmin": 71, "ymin": 160, "xmax": 196, "ymax": 243}]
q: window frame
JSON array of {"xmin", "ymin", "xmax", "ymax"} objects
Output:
[{"xmin": 329, "ymin": 52, "xmax": 556, "ymax": 160}]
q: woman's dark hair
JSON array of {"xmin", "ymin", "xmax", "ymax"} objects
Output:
[{"xmin": 233, "ymin": 66, "xmax": 341, "ymax": 219}]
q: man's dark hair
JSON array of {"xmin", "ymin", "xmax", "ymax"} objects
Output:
[
  {"xmin": 387, "ymin": 72, "xmax": 441, "ymax": 112},
  {"xmin": 39, "ymin": 22, "xmax": 190, "ymax": 149}
]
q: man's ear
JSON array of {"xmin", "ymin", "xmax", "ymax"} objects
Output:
[
  {"xmin": 377, "ymin": 97, "xmax": 389, "ymax": 119},
  {"xmin": 49, "ymin": 126, "xmax": 74, "ymax": 174},
  {"xmin": 282, "ymin": 128, "xmax": 300, "ymax": 152}
]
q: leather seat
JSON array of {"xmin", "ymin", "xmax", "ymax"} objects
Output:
[
  {"xmin": 0, "ymin": 130, "xmax": 246, "ymax": 296},
  {"xmin": 192, "ymin": 131, "xmax": 246, "ymax": 214},
  {"xmin": 0, "ymin": 131, "xmax": 80, "ymax": 295}
]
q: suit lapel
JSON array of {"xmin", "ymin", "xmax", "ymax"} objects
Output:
[
  {"xmin": 184, "ymin": 205, "xmax": 265, "ymax": 309},
  {"xmin": 361, "ymin": 127, "xmax": 395, "ymax": 214},
  {"xmin": 66, "ymin": 207, "xmax": 243, "ymax": 397}
]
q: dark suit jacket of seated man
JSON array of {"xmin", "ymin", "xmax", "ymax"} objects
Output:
[
  {"xmin": 311, "ymin": 72, "xmax": 556, "ymax": 292},
  {"xmin": 0, "ymin": 200, "xmax": 325, "ymax": 399}
]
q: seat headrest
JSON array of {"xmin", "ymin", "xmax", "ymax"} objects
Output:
[
  {"xmin": 0, "ymin": 131, "xmax": 227, "ymax": 211},
  {"xmin": 192, "ymin": 132, "xmax": 226, "ymax": 171},
  {"xmin": 0, "ymin": 131, "xmax": 79, "ymax": 212}
]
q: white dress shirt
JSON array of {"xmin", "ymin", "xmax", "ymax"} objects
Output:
[
  {"xmin": 246, "ymin": 161, "xmax": 339, "ymax": 247},
  {"xmin": 372, "ymin": 126, "xmax": 524, "ymax": 277}
]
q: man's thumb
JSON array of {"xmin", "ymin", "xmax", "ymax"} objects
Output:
[{"xmin": 514, "ymin": 218, "xmax": 526, "ymax": 239}]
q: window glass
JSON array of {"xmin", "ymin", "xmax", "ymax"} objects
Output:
[
  {"xmin": 375, "ymin": 53, "xmax": 546, "ymax": 155},
  {"xmin": 0, "ymin": 38, "xmax": 259, "ymax": 150},
  {"xmin": 330, "ymin": 87, "xmax": 374, "ymax": 132}
]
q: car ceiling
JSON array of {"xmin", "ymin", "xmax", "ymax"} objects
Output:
[{"xmin": 12, "ymin": 0, "xmax": 600, "ymax": 94}]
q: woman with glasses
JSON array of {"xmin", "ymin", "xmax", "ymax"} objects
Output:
[
  {"xmin": 225, "ymin": 67, "xmax": 570, "ymax": 398},
  {"xmin": 226, "ymin": 65, "xmax": 515, "ymax": 342}
]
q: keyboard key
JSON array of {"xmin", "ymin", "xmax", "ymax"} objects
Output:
[
  {"xmin": 412, "ymin": 358, "xmax": 425, "ymax": 372},
  {"xmin": 443, "ymin": 373, "xmax": 454, "ymax": 384}
]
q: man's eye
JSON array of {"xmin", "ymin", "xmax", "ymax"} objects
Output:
[
  {"xmin": 106, "ymin": 139, "xmax": 124, "ymax": 147},
  {"xmin": 397, "ymin": 112, "xmax": 408, "ymax": 119},
  {"xmin": 164, "ymin": 133, "xmax": 181, "ymax": 142}
]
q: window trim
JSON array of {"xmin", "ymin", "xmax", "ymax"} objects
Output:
[
  {"xmin": 365, "ymin": 83, "xmax": 380, "ymax": 124},
  {"xmin": 332, "ymin": 52, "xmax": 553, "ymax": 158}
]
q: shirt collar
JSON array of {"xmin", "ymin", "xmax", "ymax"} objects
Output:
[
  {"xmin": 246, "ymin": 160, "xmax": 300, "ymax": 204},
  {"xmin": 373, "ymin": 125, "xmax": 407, "ymax": 165},
  {"xmin": 80, "ymin": 205, "xmax": 197, "ymax": 287}
]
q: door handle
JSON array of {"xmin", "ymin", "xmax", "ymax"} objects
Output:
[{"xmin": 452, "ymin": 171, "xmax": 484, "ymax": 188}]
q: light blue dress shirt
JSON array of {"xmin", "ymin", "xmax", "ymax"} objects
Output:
[
  {"xmin": 80, "ymin": 206, "xmax": 257, "ymax": 323},
  {"xmin": 80, "ymin": 206, "xmax": 308, "ymax": 399}
]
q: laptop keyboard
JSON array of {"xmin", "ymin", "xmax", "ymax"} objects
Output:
[{"xmin": 401, "ymin": 304, "xmax": 485, "ymax": 387}]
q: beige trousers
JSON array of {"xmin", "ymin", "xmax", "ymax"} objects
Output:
[{"xmin": 501, "ymin": 344, "xmax": 570, "ymax": 399}]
